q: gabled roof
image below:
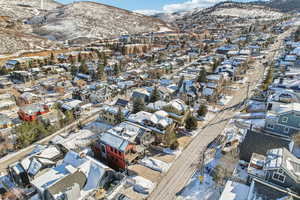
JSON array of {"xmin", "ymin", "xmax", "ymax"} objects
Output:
[
  {"xmin": 265, "ymin": 148, "xmax": 300, "ymax": 183},
  {"xmin": 100, "ymin": 132, "xmax": 129, "ymax": 152},
  {"xmin": 239, "ymin": 130, "xmax": 291, "ymax": 162}
]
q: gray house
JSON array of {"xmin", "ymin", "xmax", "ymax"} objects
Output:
[
  {"xmin": 248, "ymin": 148, "xmax": 300, "ymax": 195},
  {"xmin": 265, "ymin": 103, "xmax": 300, "ymax": 137}
]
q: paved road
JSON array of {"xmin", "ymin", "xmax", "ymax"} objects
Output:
[{"xmin": 148, "ymin": 27, "xmax": 294, "ymax": 200}]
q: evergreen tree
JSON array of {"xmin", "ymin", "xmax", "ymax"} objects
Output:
[
  {"xmin": 70, "ymin": 65, "xmax": 77, "ymax": 76},
  {"xmin": 0, "ymin": 67, "xmax": 8, "ymax": 75},
  {"xmin": 132, "ymin": 98, "xmax": 145, "ymax": 114},
  {"xmin": 113, "ymin": 64, "xmax": 120, "ymax": 76},
  {"xmin": 50, "ymin": 52, "xmax": 55, "ymax": 64},
  {"xmin": 185, "ymin": 114, "xmax": 198, "ymax": 131},
  {"xmin": 197, "ymin": 68, "xmax": 207, "ymax": 83},
  {"xmin": 150, "ymin": 86, "xmax": 160, "ymax": 103},
  {"xmin": 102, "ymin": 53, "xmax": 108, "ymax": 66},
  {"xmin": 197, "ymin": 104, "xmax": 208, "ymax": 117},
  {"xmin": 177, "ymin": 76, "xmax": 185, "ymax": 92},
  {"xmin": 115, "ymin": 107, "xmax": 125, "ymax": 124},
  {"xmin": 78, "ymin": 53, "xmax": 82, "ymax": 63},
  {"xmin": 96, "ymin": 63, "xmax": 105, "ymax": 80}
]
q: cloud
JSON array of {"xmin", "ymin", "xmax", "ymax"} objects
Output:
[
  {"xmin": 134, "ymin": 9, "xmax": 162, "ymax": 16},
  {"xmin": 162, "ymin": 0, "xmax": 223, "ymax": 13}
]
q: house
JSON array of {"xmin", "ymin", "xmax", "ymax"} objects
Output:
[
  {"xmin": 99, "ymin": 105, "xmax": 130, "ymax": 125},
  {"xmin": 248, "ymin": 148, "xmax": 300, "ymax": 195},
  {"xmin": 0, "ymin": 114, "xmax": 14, "ymax": 129},
  {"xmin": 30, "ymin": 150, "xmax": 121, "ymax": 200},
  {"xmin": 94, "ymin": 132, "xmax": 136, "ymax": 171},
  {"xmin": 265, "ymin": 103, "xmax": 300, "ymax": 137},
  {"xmin": 177, "ymin": 80, "xmax": 198, "ymax": 104},
  {"xmin": 239, "ymin": 130, "xmax": 293, "ymax": 163},
  {"xmin": 0, "ymin": 99, "xmax": 16, "ymax": 112},
  {"xmin": 115, "ymin": 98, "xmax": 129, "ymax": 108},
  {"xmin": 37, "ymin": 110, "xmax": 65, "ymax": 126},
  {"xmin": 107, "ymin": 121, "xmax": 155, "ymax": 146},
  {"xmin": 18, "ymin": 104, "xmax": 50, "ymax": 121},
  {"xmin": 18, "ymin": 92, "xmax": 40, "ymax": 105},
  {"xmin": 128, "ymin": 111, "xmax": 176, "ymax": 144},
  {"xmin": 10, "ymin": 71, "xmax": 33, "ymax": 83},
  {"xmin": 132, "ymin": 88, "xmax": 151, "ymax": 103}
]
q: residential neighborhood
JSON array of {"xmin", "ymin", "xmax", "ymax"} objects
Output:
[{"xmin": 0, "ymin": 0, "xmax": 299, "ymax": 200}]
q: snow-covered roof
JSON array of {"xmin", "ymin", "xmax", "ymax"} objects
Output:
[{"xmin": 219, "ymin": 181, "xmax": 249, "ymax": 200}]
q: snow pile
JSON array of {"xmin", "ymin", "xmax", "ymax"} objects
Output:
[
  {"xmin": 218, "ymin": 96, "xmax": 233, "ymax": 106},
  {"xmin": 127, "ymin": 176, "xmax": 156, "ymax": 195},
  {"xmin": 138, "ymin": 157, "xmax": 171, "ymax": 173},
  {"xmin": 177, "ymin": 173, "xmax": 220, "ymax": 200},
  {"xmin": 163, "ymin": 148, "xmax": 182, "ymax": 158},
  {"xmin": 234, "ymin": 112, "xmax": 266, "ymax": 119}
]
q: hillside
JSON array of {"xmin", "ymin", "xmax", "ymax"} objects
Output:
[
  {"xmin": 0, "ymin": 16, "xmax": 60, "ymax": 54},
  {"xmin": 0, "ymin": 0, "xmax": 61, "ymax": 20},
  {"xmin": 31, "ymin": 1, "xmax": 172, "ymax": 41}
]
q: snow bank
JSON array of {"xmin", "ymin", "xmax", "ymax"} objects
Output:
[
  {"xmin": 127, "ymin": 176, "xmax": 156, "ymax": 195},
  {"xmin": 177, "ymin": 173, "xmax": 219, "ymax": 200},
  {"xmin": 138, "ymin": 157, "xmax": 171, "ymax": 173}
]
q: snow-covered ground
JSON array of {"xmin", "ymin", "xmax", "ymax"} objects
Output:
[
  {"xmin": 212, "ymin": 7, "xmax": 283, "ymax": 19},
  {"xmin": 138, "ymin": 157, "xmax": 171, "ymax": 173},
  {"xmin": 218, "ymin": 96, "xmax": 233, "ymax": 106},
  {"xmin": 176, "ymin": 173, "xmax": 221, "ymax": 200}
]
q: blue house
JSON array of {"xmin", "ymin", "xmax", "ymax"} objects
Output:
[{"xmin": 265, "ymin": 102, "xmax": 300, "ymax": 137}]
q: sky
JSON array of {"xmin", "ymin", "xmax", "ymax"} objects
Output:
[{"xmin": 57, "ymin": 0, "xmax": 266, "ymax": 15}]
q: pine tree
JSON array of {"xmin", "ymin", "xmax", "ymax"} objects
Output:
[
  {"xmin": 150, "ymin": 86, "xmax": 161, "ymax": 103},
  {"xmin": 96, "ymin": 63, "xmax": 105, "ymax": 80},
  {"xmin": 78, "ymin": 53, "xmax": 82, "ymax": 63},
  {"xmin": 115, "ymin": 107, "xmax": 125, "ymax": 124},
  {"xmin": 177, "ymin": 76, "xmax": 185, "ymax": 92},
  {"xmin": 102, "ymin": 53, "xmax": 108, "ymax": 66},
  {"xmin": 185, "ymin": 114, "xmax": 198, "ymax": 131},
  {"xmin": 197, "ymin": 68, "xmax": 207, "ymax": 83},
  {"xmin": 50, "ymin": 52, "xmax": 55, "ymax": 64},
  {"xmin": 70, "ymin": 65, "xmax": 77, "ymax": 76},
  {"xmin": 132, "ymin": 98, "xmax": 145, "ymax": 114},
  {"xmin": 113, "ymin": 64, "xmax": 120, "ymax": 76},
  {"xmin": 197, "ymin": 105, "xmax": 208, "ymax": 117}
]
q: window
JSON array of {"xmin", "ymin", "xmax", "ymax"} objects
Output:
[
  {"xmin": 267, "ymin": 123, "xmax": 274, "ymax": 129},
  {"xmin": 282, "ymin": 117, "xmax": 288, "ymax": 123},
  {"xmin": 284, "ymin": 127, "xmax": 289, "ymax": 134},
  {"xmin": 273, "ymin": 172, "xmax": 286, "ymax": 183}
]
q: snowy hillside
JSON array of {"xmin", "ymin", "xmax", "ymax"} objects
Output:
[
  {"xmin": 211, "ymin": 7, "xmax": 283, "ymax": 19},
  {"xmin": 0, "ymin": 0, "xmax": 61, "ymax": 20},
  {"xmin": 32, "ymin": 1, "xmax": 171, "ymax": 41}
]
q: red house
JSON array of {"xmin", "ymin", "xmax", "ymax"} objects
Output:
[
  {"xmin": 93, "ymin": 132, "xmax": 137, "ymax": 171},
  {"xmin": 18, "ymin": 104, "xmax": 49, "ymax": 121}
]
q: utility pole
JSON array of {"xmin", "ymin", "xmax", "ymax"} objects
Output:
[
  {"xmin": 246, "ymin": 81, "xmax": 250, "ymax": 101},
  {"xmin": 41, "ymin": 0, "xmax": 44, "ymax": 10}
]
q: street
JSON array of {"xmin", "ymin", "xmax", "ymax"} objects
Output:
[{"xmin": 148, "ymin": 27, "xmax": 293, "ymax": 200}]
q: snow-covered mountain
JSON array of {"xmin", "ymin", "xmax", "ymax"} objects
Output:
[
  {"xmin": 30, "ymin": 1, "xmax": 171, "ymax": 41},
  {"xmin": 0, "ymin": 0, "xmax": 171, "ymax": 53},
  {"xmin": 0, "ymin": 0, "xmax": 61, "ymax": 20}
]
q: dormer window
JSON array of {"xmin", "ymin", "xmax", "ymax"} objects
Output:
[{"xmin": 282, "ymin": 117, "xmax": 288, "ymax": 123}]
